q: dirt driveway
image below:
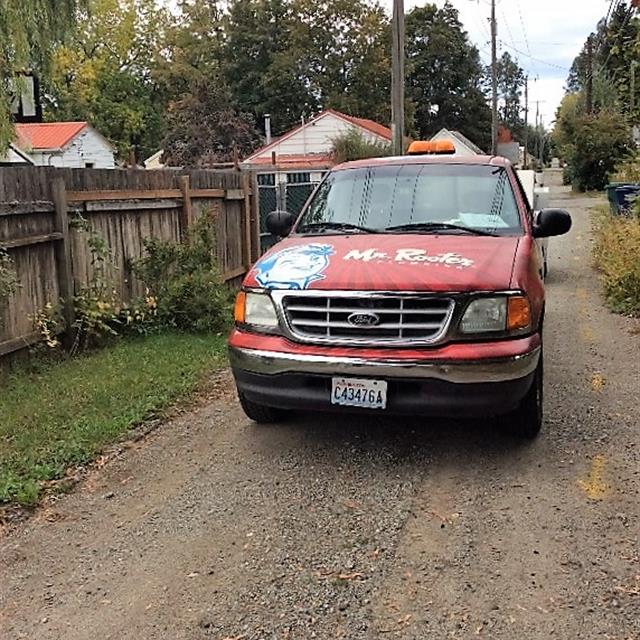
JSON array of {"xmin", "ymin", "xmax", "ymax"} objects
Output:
[{"xmin": 2, "ymin": 187, "xmax": 639, "ymax": 640}]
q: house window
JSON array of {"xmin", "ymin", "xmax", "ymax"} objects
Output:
[
  {"xmin": 257, "ymin": 173, "xmax": 275, "ymax": 186},
  {"xmin": 287, "ymin": 172, "xmax": 311, "ymax": 184},
  {"xmin": 85, "ymin": 162, "xmax": 95, "ymax": 168}
]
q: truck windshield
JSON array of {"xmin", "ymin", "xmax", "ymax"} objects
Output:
[{"xmin": 296, "ymin": 164, "xmax": 523, "ymax": 236}]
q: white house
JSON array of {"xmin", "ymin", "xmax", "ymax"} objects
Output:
[
  {"xmin": 144, "ymin": 149, "xmax": 167, "ymax": 170},
  {"xmin": 15, "ymin": 122, "xmax": 116, "ymax": 168},
  {"xmin": 243, "ymin": 109, "xmax": 393, "ymax": 251},
  {"xmin": 430, "ymin": 128, "xmax": 484, "ymax": 156},
  {"xmin": 243, "ymin": 109, "xmax": 392, "ymax": 175},
  {"xmin": 0, "ymin": 143, "xmax": 34, "ymax": 166}
]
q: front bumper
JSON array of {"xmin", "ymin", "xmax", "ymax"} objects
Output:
[
  {"xmin": 229, "ymin": 344, "xmax": 540, "ymax": 384},
  {"xmin": 229, "ymin": 335, "xmax": 541, "ymax": 417}
]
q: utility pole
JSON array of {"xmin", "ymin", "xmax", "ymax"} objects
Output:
[
  {"xmin": 391, "ymin": 0, "xmax": 405, "ymax": 155},
  {"xmin": 535, "ymin": 101, "xmax": 540, "ymax": 167},
  {"xmin": 631, "ymin": 61, "xmax": 638, "ymax": 117},
  {"xmin": 523, "ymin": 75, "xmax": 529, "ymax": 169},
  {"xmin": 586, "ymin": 34, "xmax": 594, "ymax": 115},
  {"xmin": 490, "ymin": 0, "xmax": 498, "ymax": 155}
]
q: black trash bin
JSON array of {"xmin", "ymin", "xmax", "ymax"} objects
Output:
[{"xmin": 614, "ymin": 185, "xmax": 640, "ymax": 214}]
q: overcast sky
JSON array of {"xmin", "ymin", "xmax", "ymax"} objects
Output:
[{"xmin": 389, "ymin": 0, "xmax": 609, "ymax": 125}]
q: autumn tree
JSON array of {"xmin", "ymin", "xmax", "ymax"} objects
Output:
[
  {"xmin": 162, "ymin": 84, "xmax": 261, "ymax": 167},
  {"xmin": 45, "ymin": 0, "xmax": 170, "ymax": 162},
  {"xmin": 157, "ymin": 0, "xmax": 226, "ymax": 102},
  {"xmin": 0, "ymin": 0, "xmax": 81, "ymax": 150},
  {"xmin": 405, "ymin": 3, "xmax": 491, "ymax": 150}
]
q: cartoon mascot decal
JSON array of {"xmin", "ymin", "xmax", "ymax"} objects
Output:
[{"xmin": 254, "ymin": 244, "xmax": 335, "ymax": 290}]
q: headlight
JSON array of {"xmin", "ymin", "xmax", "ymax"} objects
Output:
[
  {"xmin": 460, "ymin": 297, "xmax": 507, "ymax": 333},
  {"xmin": 460, "ymin": 295, "xmax": 531, "ymax": 334},
  {"xmin": 234, "ymin": 291, "xmax": 279, "ymax": 330}
]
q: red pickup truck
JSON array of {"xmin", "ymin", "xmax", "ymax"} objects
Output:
[{"xmin": 229, "ymin": 145, "xmax": 571, "ymax": 438}]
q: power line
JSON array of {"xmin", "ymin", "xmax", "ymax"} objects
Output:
[
  {"xmin": 515, "ymin": 0, "xmax": 537, "ymax": 79},
  {"xmin": 498, "ymin": 39, "xmax": 570, "ymax": 72},
  {"xmin": 595, "ymin": 4, "xmax": 636, "ymax": 79},
  {"xmin": 500, "ymin": 7, "xmax": 517, "ymax": 50}
]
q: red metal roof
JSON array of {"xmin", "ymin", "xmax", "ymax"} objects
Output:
[
  {"xmin": 250, "ymin": 153, "xmax": 335, "ymax": 170},
  {"xmin": 15, "ymin": 122, "xmax": 88, "ymax": 151},
  {"xmin": 244, "ymin": 109, "xmax": 392, "ymax": 164},
  {"xmin": 327, "ymin": 110, "xmax": 392, "ymax": 141}
]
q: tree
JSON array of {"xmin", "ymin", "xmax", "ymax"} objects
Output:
[
  {"xmin": 157, "ymin": 0, "xmax": 226, "ymax": 102},
  {"xmin": 405, "ymin": 2, "xmax": 492, "ymax": 151},
  {"xmin": 162, "ymin": 84, "xmax": 261, "ymax": 167},
  {"xmin": 568, "ymin": 3, "xmax": 639, "ymax": 115},
  {"xmin": 494, "ymin": 52, "xmax": 526, "ymax": 136},
  {"xmin": 223, "ymin": 0, "xmax": 317, "ymax": 136},
  {"xmin": 222, "ymin": 0, "xmax": 391, "ymax": 136},
  {"xmin": 45, "ymin": 0, "xmax": 170, "ymax": 162},
  {"xmin": 565, "ymin": 109, "xmax": 633, "ymax": 191},
  {"xmin": 0, "ymin": 0, "xmax": 81, "ymax": 151},
  {"xmin": 552, "ymin": 92, "xmax": 585, "ymax": 158},
  {"xmin": 289, "ymin": 0, "xmax": 391, "ymax": 124}
]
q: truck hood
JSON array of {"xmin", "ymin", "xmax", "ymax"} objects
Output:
[{"xmin": 245, "ymin": 233, "xmax": 521, "ymax": 292}]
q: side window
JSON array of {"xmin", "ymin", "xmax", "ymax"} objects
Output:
[{"xmin": 511, "ymin": 171, "xmax": 533, "ymax": 223}]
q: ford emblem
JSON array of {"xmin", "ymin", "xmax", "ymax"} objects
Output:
[{"xmin": 347, "ymin": 312, "xmax": 380, "ymax": 328}]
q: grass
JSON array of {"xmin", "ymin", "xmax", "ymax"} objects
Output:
[
  {"xmin": 0, "ymin": 332, "xmax": 227, "ymax": 506},
  {"xmin": 592, "ymin": 205, "xmax": 640, "ymax": 317}
]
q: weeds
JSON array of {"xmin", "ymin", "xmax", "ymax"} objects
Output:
[{"xmin": 592, "ymin": 206, "xmax": 640, "ymax": 316}]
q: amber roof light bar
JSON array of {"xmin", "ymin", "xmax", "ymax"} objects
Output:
[{"xmin": 407, "ymin": 140, "xmax": 456, "ymax": 155}]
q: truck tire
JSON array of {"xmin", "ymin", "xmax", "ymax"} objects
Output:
[
  {"xmin": 503, "ymin": 353, "xmax": 543, "ymax": 439},
  {"xmin": 238, "ymin": 392, "xmax": 287, "ymax": 424}
]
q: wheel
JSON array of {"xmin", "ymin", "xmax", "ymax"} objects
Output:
[
  {"xmin": 238, "ymin": 392, "xmax": 287, "ymax": 424},
  {"xmin": 503, "ymin": 352, "xmax": 544, "ymax": 439}
]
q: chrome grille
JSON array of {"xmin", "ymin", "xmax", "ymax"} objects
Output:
[{"xmin": 279, "ymin": 293, "xmax": 454, "ymax": 345}]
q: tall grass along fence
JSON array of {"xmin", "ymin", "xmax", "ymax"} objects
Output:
[{"xmin": 0, "ymin": 166, "xmax": 260, "ymax": 359}]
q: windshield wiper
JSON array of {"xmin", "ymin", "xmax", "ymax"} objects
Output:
[
  {"xmin": 385, "ymin": 222, "xmax": 499, "ymax": 237},
  {"xmin": 297, "ymin": 221, "xmax": 380, "ymax": 234}
]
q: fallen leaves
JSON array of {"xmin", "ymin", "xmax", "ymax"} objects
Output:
[{"xmin": 591, "ymin": 372, "xmax": 606, "ymax": 392}]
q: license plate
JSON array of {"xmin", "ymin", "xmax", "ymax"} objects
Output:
[{"xmin": 331, "ymin": 377, "xmax": 388, "ymax": 410}]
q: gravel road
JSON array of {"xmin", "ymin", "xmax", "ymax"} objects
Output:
[{"xmin": 2, "ymin": 186, "xmax": 639, "ymax": 640}]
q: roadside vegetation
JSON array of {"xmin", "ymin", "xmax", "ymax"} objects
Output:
[
  {"xmin": 552, "ymin": 4, "xmax": 638, "ymax": 191},
  {"xmin": 592, "ymin": 204, "xmax": 640, "ymax": 317},
  {"xmin": 1, "ymin": 217, "xmax": 231, "ymax": 507},
  {"xmin": 0, "ymin": 332, "xmax": 227, "ymax": 506}
]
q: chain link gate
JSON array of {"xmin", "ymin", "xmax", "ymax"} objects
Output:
[{"xmin": 257, "ymin": 171, "xmax": 326, "ymax": 253}]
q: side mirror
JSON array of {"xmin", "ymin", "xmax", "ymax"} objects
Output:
[
  {"xmin": 533, "ymin": 208, "xmax": 572, "ymax": 238},
  {"xmin": 266, "ymin": 210, "xmax": 296, "ymax": 237}
]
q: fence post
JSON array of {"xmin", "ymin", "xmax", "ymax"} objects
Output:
[
  {"xmin": 241, "ymin": 172, "xmax": 253, "ymax": 270},
  {"xmin": 250, "ymin": 172, "xmax": 261, "ymax": 261},
  {"xmin": 51, "ymin": 177, "xmax": 75, "ymax": 346},
  {"xmin": 178, "ymin": 175, "xmax": 194, "ymax": 241}
]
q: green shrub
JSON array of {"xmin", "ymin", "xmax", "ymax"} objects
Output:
[
  {"xmin": 612, "ymin": 154, "xmax": 640, "ymax": 183},
  {"xmin": 133, "ymin": 215, "xmax": 232, "ymax": 332},
  {"xmin": 592, "ymin": 206, "xmax": 640, "ymax": 316},
  {"xmin": 331, "ymin": 128, "xmax": 392, "ymax": 163},
  {"xmin": 566, "ymin": 110, "xmax": 633, "ymax": 192}
]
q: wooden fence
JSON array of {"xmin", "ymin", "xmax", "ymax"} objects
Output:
[{"xmin": 0, "ymin": 166, "xmax": 260, "ymax": 358}]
